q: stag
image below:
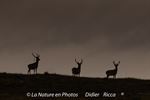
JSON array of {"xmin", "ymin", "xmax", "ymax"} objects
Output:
[
  {"xmin": 72, "ymin": 59, "xmax": 83, "ymax": 76},
  {"xmin": 106, "ymin": 61, "xmax": 120, "ymax": 78},
  {"xmin": 27, "ymin": 53, "xmax": 40, "ymax": 74}
]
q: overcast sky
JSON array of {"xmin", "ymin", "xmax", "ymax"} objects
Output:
[{"xmin": 0, "ymin": 0, "xmax": 150, "ymax": 79}]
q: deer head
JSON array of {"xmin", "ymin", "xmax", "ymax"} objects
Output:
[
  {"xmin": 113, "ymin": 61, "xmax": 120, "ymax": 67},
  {"xmin": 75, "ymin": 58, "xmax": 83, "ymax": 65},
  {"xmin": 32, "ymin": 53, "xmax": 40, "ymax": 61}
]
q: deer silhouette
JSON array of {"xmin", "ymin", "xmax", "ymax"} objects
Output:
[
  {"xmin": 72, "ymin": 59, "xmax": 83, "ymax": 76},
  {"xmin": 106, "ymin": 61, "xmax": 120, "ymax": 78},
  {"xmin": 27, "ymin": 53, "xmax": 40, "ymax": 74}
]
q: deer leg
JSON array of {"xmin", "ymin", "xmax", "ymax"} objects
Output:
[
  {"xmin": 33, "ymin": 69, "xmax": 35, "ymax": 74},
  {"xmin": 114, "ymin": 75, "xmax": 116, "ymax": 79},
  {"xmin": 28, "ymin": 69, "xmax": 30, "ymax": 74},
  {"xmin": 72, "ymin": 73, "xmax": 76, "ymax": 77},
  {"xmin": 107, "ymin": 75, "xmax": 109, "ymax": 79},
  {"xmin": 36, "ymin": 69, "xmax": 37, "ymax": 74},
  {"xmin": 35, "ymin": 69, "xmax": 36, "ymax": 74}
]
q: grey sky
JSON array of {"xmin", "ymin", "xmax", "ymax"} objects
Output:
[{"xmin": 0, "ymin": 0, "xmax": 150, "ymax": 78}]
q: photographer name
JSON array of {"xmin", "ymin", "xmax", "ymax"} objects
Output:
[{"xmin": 85, "ymin": 92, "xmax": 117, "ymax": 98}]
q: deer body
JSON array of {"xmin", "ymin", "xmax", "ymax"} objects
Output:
[
  {"xmin": 72, "ymin": 59, "xmax": 83, "ymax": 76},
  {"xmin": 72, "ymin": 65, "xmax": 81, "ymax": 75},
  {"xmin": 106, "ymin": 61, "xmax": 120, "ymax": 78},
  {"xmin": 28, "ymin": 53, "xmax": 40, "ymax": 74}
]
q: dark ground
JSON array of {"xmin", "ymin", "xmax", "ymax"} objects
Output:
[{"xmin": 0, "ymin": 73, "xmax": 149, "ymax": 100}]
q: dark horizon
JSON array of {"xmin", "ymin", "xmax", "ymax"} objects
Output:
[{"xmin": 0, "ymin": 0, "xmax": 150, "ymax": 79}]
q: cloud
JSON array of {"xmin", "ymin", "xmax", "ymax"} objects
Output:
[{"xmin": 0, "ymin": 0, "xmax": 150, "ymax": 51}]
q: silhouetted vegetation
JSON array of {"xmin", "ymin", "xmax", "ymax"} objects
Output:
[{"xmin": 0, "ymin": 73, "xmax": 149, "ymax": 99}]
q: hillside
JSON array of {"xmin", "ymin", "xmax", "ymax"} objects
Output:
[{"xmin": 0, "ymin": 73, "xmax": 150, "ymax": 100}]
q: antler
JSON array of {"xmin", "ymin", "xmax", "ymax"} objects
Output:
[
  {"xmin": 75, "ymin": 58, "xmax": 83, "ymax": 64},
  {"xmin": 113, "ymin": 61, "xmax": 120, "ymax": 66},
  {"xmin": 32, "ymin": 53, "xmax": 36, "ymax": 58},
  {"xmin": 113, "ymin": 61, "xmax": 116, "ymax": 65},
  {"xmin": 32, "ymin": 53, "xmax": 40, "ymax": 57},
  {"xmin": 80, "ymin": 59, "xmax": 83, "ymax": 64},
  {"xmin": 75, "ymin": 59, "xmax": 78, "ymax": 63},
  {"xmin": 35, "ymin": 53, "xmax": 40, "ymax": 57}
]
